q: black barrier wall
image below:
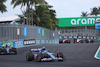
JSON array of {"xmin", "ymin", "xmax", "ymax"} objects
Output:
[{"xmin": 0, "ymin": 24, "xmax": 59, "ymax": 42}]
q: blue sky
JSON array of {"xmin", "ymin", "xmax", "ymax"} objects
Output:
[{"xmin": 0, "ymin": 0, "xmax": 100, "ymax": 18}]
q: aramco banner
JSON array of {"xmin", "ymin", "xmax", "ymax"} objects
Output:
[{"xmin": 58, "ymin": 16, "xmax": 100, "ymax": 27}]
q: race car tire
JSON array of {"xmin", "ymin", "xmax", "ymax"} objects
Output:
[
  {"xmin": 2, "ymin": 49, "xmax": 7, "ymax": 54},
  {"xmin": 57, "ymin": 52, "xmax": 64, "ymax": 61},
  {"xmin": 74, "ymin": 41, "xmax": 77, "ymax": 43},
  {"xmin": 86, "ymin": 41, "xmax": 89, "ymax": 43},
  {"xmin": 26, "ymin": 52, "xmax": 34, "ymax": 61},
  {"xmin": 90, "ymin": 40, "xmax": 94, "ymax": 43},
  {"xmin": 81, "ymin": 41, "xmax": 84, "ymax": 43},
  {"xmin": 64, "ymin": 41, "xmax": 68, "ymax": 43},
  {"xmin": 65, "ymin": 40, "xmax": 70, "ymax": 43},
  {"xmin": 0, "ymin": 48, "xmax": 2, "ymax": 54},
  {"xmin": 37, "ymin": 53, "xmax": 43, "ymax": 62},
  {"xmin": 10, "ymin": 48, "xmax": 17, "ymax": 54},
  {"xmin": 68, "ymin": 40, "xmax": 70, "ymax": 43}
]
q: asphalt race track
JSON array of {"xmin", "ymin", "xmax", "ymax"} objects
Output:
[{"xmin": 0, "ymin": 42, "xmax": 100, "ymax": 67}]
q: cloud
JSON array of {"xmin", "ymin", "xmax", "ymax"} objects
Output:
[
  {"xmin": 1, "ymin": 0, "xmax": 100, "ymax": 18},
  {"xmin": 45, "ymin": 0, "xmax": 100, "ymax": 18}
]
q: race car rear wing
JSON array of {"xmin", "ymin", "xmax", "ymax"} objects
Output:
[{"xmin": 31, "ymin": 48, "xmax": 41, "ymax": 52}]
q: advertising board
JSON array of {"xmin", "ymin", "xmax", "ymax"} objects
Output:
[
  {"xmin": 24, "ymin": 27, "xmax": 27, "ymax": 36},
  {"xmin": 45, "ymin": 40, "xmax": 49, "ymax": 44},
  {"xmin": 95, "ymin": 21, "xmax": 100, "ymax": 29},
  {"xmin": 14, "ymin": 40, "xmax": 24, "ymax": 47},
  {"xmin": 42, "ymin": 29, "xmax": 45, "ymax": 37},
  {"xmin": 38, "ymin": 28, "xmax": 41, "ymax": 34},
  {"xmin": 41, "ymin": 39, "xmax": 45, "ymax": 44},
  {"xmin": 24, "ymin": 39, "xmax": 35, "ymax": 45},
  {"xmin": 35, "ymin": 39, "xmax": 41, "ymax": 44},
  {"xmin": 49, "ymin": 40, "xmax": 52, "ymax": 44},
  {"xmin": 2, "ymin": 41, "xmax": 14, "ymax": 48},
  {"xmin": 58, "ymin": 16, "xmax": 100, "ymax": 27},
  {"xmin": 0, "ymin": 43, "xmax": 1, "ymax": 48}
]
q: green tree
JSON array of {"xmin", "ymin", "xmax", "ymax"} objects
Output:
[
  {"xmin": 0, "ymin": 0, "xmax": 7, "ymax": 13},
  {"xmin": 35, "ymin": 4, "xmax": 58, "ymax": 30},
  {"xmin": 16, "ymin": 10, "xmax": 26, "ymax": 24},
  {"xmin": 11, "ymin": 0, "xmax": 45, "ymax": 25},
  {"xmin": 90, "ymin": 7, "xmax": 100, "ymax": 16},
  {"xmin": 16, "ymin": 1, "xmax": 58, "ymax": 30},
  {"xmin": 81, "ymin": 11, "xmax": 89, "ymax": 17}
]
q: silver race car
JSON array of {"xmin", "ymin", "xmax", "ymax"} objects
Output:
[{"xmin": 0, "ymin": 45, "xmax": 17, "ymax": 55}]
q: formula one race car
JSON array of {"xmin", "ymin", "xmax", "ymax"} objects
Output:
[
  {"xmin": 26, "ymin": 47, "xmax": 65, "ymax": 62},
  {"xmin": 85, "ymin": 38, "xmax": 94, "ymax": 43},
  {"xmin": 59, "ymin": 39, "xmax": 70, "ymax": 43},
  {"xmin": 74, "ymin": 38, "xmax": 84, "ymax": 43},
  {"xmin": 0, "ymin": 45, "xmax": 17, "ymax": 55}
]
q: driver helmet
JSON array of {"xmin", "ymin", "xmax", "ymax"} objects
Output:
[
  {"xmin": 6, "ymin": 45, "xmax": 8, "ymax": 47},
  {"xmin": 42, "ymin": 47, "xmax": 46, "ymax": 50},
  {"xmin": 6, "ymin": 44, "xmax": 8, "ymax": 48}
]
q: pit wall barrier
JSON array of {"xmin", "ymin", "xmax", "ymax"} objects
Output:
[
  {"xmin": 1, "ymin": 40, "xmax": 24, "ymax": 48},
  {"xmin": 35, "ymin": 39, "xmax": 59, "ymax": 44},
  {"xmin": 0, "ymin": 39, "xmax": 59, "ymax": 48}
]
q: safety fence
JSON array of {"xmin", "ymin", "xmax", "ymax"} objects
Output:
[
  {"xmin": 58, "ymin": 29, "xmax": 100, "ymax": 41},
  {"xmin": 59, "ymin": 29, "xmax": 100, "ymax": 37},
  {"xmin": 0, "ymin": 24, "xmax": 59, "ymax": 42},
  {"xmin": 0, "ymin": 24, "xmax": 100, "ymax": 43}
]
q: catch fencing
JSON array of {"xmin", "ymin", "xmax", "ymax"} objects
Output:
[
  {"xmin": 0, "ymin": 24, "xmax": 100, "ymax": 42},
  {"xmin": 0, "ymin": 24, "xmax": 58, "ymax": 42},
  {"xmin": 59, "ymin": 29, "xmax": 100, "ymax": 37}
]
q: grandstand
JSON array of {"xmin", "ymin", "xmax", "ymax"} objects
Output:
[{"xmin": 0, "ymin": 16, "xmax": 19, "ymax": 24}]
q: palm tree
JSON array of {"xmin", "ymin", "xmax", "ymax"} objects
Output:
[
  {"xmin": 15, "ymin": 1, "xmax": 58, "ymax": 30},
  {"xmin": 0, "ymin": 0, "xmax": 7, "ymax": 13},
  {"xmin": 81, "ymin": 11, "xmax": 89, "ymax": 17},
  {"xmin": 90, "ymin": 7, "xmax": 100, "ymax": 16},
  {"xmin": 35, "ymin": 4, "xmax": 58, "ymax": 30},
  {"xmin": 11, "ymin": 0, "xmax": 45, "ymax": 25},
  {"xmin": 16, "ymin": 10, "xmax": 26, "ymax": 24}
]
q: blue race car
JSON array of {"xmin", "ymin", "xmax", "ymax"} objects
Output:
[{"xmin": 26, "ymin": 47, "xmax": 65, "ymax": 62}]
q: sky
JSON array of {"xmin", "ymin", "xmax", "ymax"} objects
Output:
[{"xmin": 0, "ymin": 0, "xmax": 100, "ymax": 19}]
